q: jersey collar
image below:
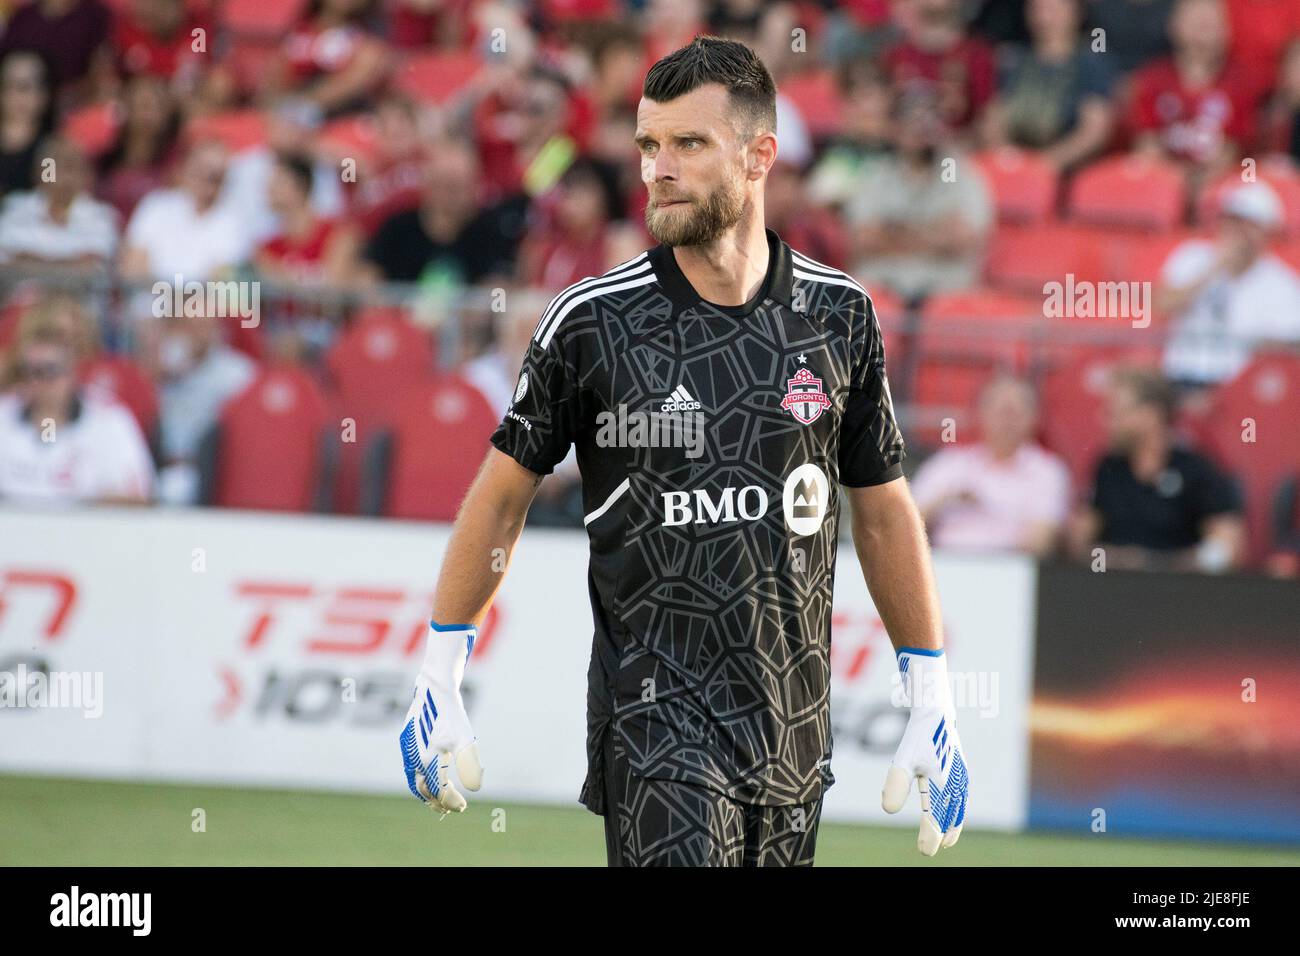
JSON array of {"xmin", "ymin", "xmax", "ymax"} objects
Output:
[{"xmin": 649, "ymin": 227, "xmax": 795, "ymax": 315}]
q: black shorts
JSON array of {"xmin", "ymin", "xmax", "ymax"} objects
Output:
[{"xmin": 599, "ymin": 731, "xmax": 823, "ymax": 867}]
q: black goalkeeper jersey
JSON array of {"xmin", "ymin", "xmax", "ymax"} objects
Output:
[{"xmin": 489, "ymin": 228, "xmax": 906, "ymax": 811}]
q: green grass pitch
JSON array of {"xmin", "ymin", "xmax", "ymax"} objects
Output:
[{"xmin": 2, "ymin": 774, "xmax": 1296, "ymax": 866}]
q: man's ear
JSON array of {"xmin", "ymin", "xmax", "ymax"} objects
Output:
[{"xmin": 748, "ymin": 129, "xmax": 778, "ymax": 181}]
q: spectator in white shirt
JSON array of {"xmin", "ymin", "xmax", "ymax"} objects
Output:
[
  {"xmin": 1157, "ymin": 181, "xmax": 1300, "ymax": 387},
  {"xmin": 0, "ymin": 322, "xmax": 153, "ymax": 505},
  {"xmin": 119, "ymin": 139, "xmax": 250, "ymax": 284},
  {"xmin": 141, "ymin": 310, "xmax": 255, "ymax": 503},
  {"xmin": 911, "ymin": 374, "xmax": 1072, "ymax": 555},
  {"xmin": 0, "ymin": 135, "xmax": 118, "ymax": 271}
]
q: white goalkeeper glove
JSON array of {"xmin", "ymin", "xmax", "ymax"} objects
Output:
[
  {"xmin": 399, "ymin": 621, "xmax": 483, "ymax": 814},
  {"xmin": 882, "ymin": 647, "xmax": 970, "ymax": 856}
]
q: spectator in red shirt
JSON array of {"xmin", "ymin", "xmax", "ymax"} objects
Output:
[
  {"xmin": 265, "ymin": 0, "xmax": 391, "ymax": 117},
  {"xmin": 96, "ymin": 73, "xmax": 181, "ymax": 223},
  {"xmin": 473, "ymin": 66, "xmax": 581, "ymax": 204},
  {"xmin": 111, "ymin": 0, "xmax": 209, "ymax": 94},
  {"xmin": 1127, "ymin": 0, "xmax": 1257, "ymax": 184},
  {"xmin": 344, "ymin": 94, "xmax": 427, "ymax": 237},
  {"xmin": 255, "ymin": 152, "xmax": 360, "ymax": 288},
  {"xmin": 255, "ymin": 152, "xmax": 361, "ymax": 353},
  {"xmin": 884, "ymin": 0, "xmax": 996, "ymax": 134},
  {"xmin": 1225, "ymin": 0, "xmax": 1300, "ymax": 90},
  {"xmin": 518, "ymin": 157, "xmax": 622, "ymax": 291}
]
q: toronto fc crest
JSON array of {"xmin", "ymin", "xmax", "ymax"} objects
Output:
[{"xmin": 781, "ymin": 367, "xmax": 831, "ymax": 425}]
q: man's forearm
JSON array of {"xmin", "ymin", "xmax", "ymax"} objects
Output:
[
  {"xmin": 431, "ymin": 453, "xmax": 540, "ymax": 627},
  {"xmin": 851, "ymin": 488, "xmax": 945, "ymax": 652}
]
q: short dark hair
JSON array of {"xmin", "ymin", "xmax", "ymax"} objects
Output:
[
  {"xmin": 642, "ymin": 35, "xmax": 777, "ymax": 139},
  {"xmin": 1112, "ymin": 367, "xmax": 1179, "ymax": 423},
  {"xmin": 275, "ymin": 151, "xmax": 315, "ymax": 197}
]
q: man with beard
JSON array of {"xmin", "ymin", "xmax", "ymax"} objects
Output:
[
  {"xmin": 1069, "ymin": 367, "xmax": 1244, "ymax": 572},
  {"xmin": 397, "ymin": 36, "xmax": 970, "ymax": 866}
]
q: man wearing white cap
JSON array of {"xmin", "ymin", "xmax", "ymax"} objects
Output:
[{"xmin": 1157, "ymin": 181, "xmax": 1300, "ymax": 387}]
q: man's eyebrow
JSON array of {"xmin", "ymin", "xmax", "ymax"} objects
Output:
[{"xmin": 634, "ymin": 130, "xmax": 712, "ymax": 145}]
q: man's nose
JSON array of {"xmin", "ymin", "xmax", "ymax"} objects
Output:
[{"xmin": 648, "ymin": 152, "xmax": 678, "ymax": 183}]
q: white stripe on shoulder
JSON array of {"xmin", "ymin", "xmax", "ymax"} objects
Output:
[
  {"xmin": 538, "ymin": 269, "xmax": 657, "ymax": 349},
  {"xmin": 533, "ymin": 253, "xmax": 652, "ymax": 346},
  {"xmin": 533, "ymin": 253, "xmax": 649, "ymax": 340},
  {"xmin": 790, "ymin": 251, "xmax": 870, "ymax": 300}
]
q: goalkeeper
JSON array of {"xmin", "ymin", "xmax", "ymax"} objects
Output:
[{"xmin": 398, "ymin": 35, "xmax": 969, "ymax": 865}]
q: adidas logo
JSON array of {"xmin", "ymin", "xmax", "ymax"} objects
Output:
[{"xmin": 660, "ymin": 384, "xmax": 703, "ymax": 413}]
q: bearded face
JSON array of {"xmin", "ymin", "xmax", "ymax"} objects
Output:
[{"xmin": 643, "ymin": 162, "xmax": 747, "ymax": 247}]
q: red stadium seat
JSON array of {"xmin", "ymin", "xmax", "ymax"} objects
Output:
[
  {"xmin": 1068, "ymin": 155, "xmax": 1187, "ymax": 230},
  {"xmin": 64, "ymin": 103, "xmax": 119, "ymax": 160},
  {"xmin": 222, "ymin": 0, "xmax": 304, "ymax": 36},
  {"xmin": 184, "ymin": 109, "xmax": 267, "ymax": 153},
  {"xmin": 392, "ymin": 50, "xmax": 483, "ymax": 106},
  {"xmin": 1039, "ymin": 346, "xmax": 1163, "ymax": 489},
  {"xmin": 1024, "ymin": 230, "xmax": 1206, "ymax": 369},
  {"xmin": 973, "ymin": 148, "xmax": 1058, "ymax": 224},
  {"xmin": 369, "ymin": 375, "xmax": 500, "ymax": 521},
  {"xmin": 1197, "ymin": 352, "xmax": 1300, "ymax": 565},
  {"xmin": 324, "ymin": 305, "xmax": 437, "ymax": 512},
  {"xmin": 1034, "ymin": 229, "xmax": 1193, "ymax": 361},
  {"xmin": 921, "ymin": 288, "xmax": 1044, "ymax": 325},
  {"xmin": 1097, "ymin": 228, "xmax": 1203, "ymax": 288},
  {"xmin": 1196, "ymin": 161, "xmax": 1300, "ymax": 239},
  {"xmin": 204, "ymin": 365, "xmax": 333, "ymax": 512},
  {"xmin": 985, "ymin": 222, "xmax": 1106, "ymax": 295},
  {"xmin": 779, "ymin": 68, "xmax": 844, "ymax": 139},
  {"xmin": 910, "ymin": 289, "xmax": 1041, "ymax": 441},
  {"xmin": 79, "ymin": 354, "xmax": 160, "ymax": 438}
]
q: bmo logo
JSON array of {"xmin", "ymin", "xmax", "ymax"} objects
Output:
[
  {"xmin": 783, "ymin": 463, "xmax": 828, "ymax": 535},
  {"xmin": 662, "ymin": 486, "xmax": 768, "ymax": 526}
]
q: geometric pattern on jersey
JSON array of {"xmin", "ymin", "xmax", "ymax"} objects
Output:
[
  {"xmin": 601, "ymin": 731, "xmax": 822, "ymax": 867},
  {"xmin": 491, "ymin": 228, "xmax": 905, "ymax": 809}
]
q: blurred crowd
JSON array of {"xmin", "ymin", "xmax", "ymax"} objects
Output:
[{"xmin": 1, "ymin": 0, "xmax": 1300, "ymax": 575}]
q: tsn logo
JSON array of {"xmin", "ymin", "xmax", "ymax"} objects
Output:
[
  {"xmin": 216, "ymin": 583, "xmax": 502, "ymax": 725},
  {"xmin": 662, "ymin": 486, "xmax": 768, "ymax": 526}
]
